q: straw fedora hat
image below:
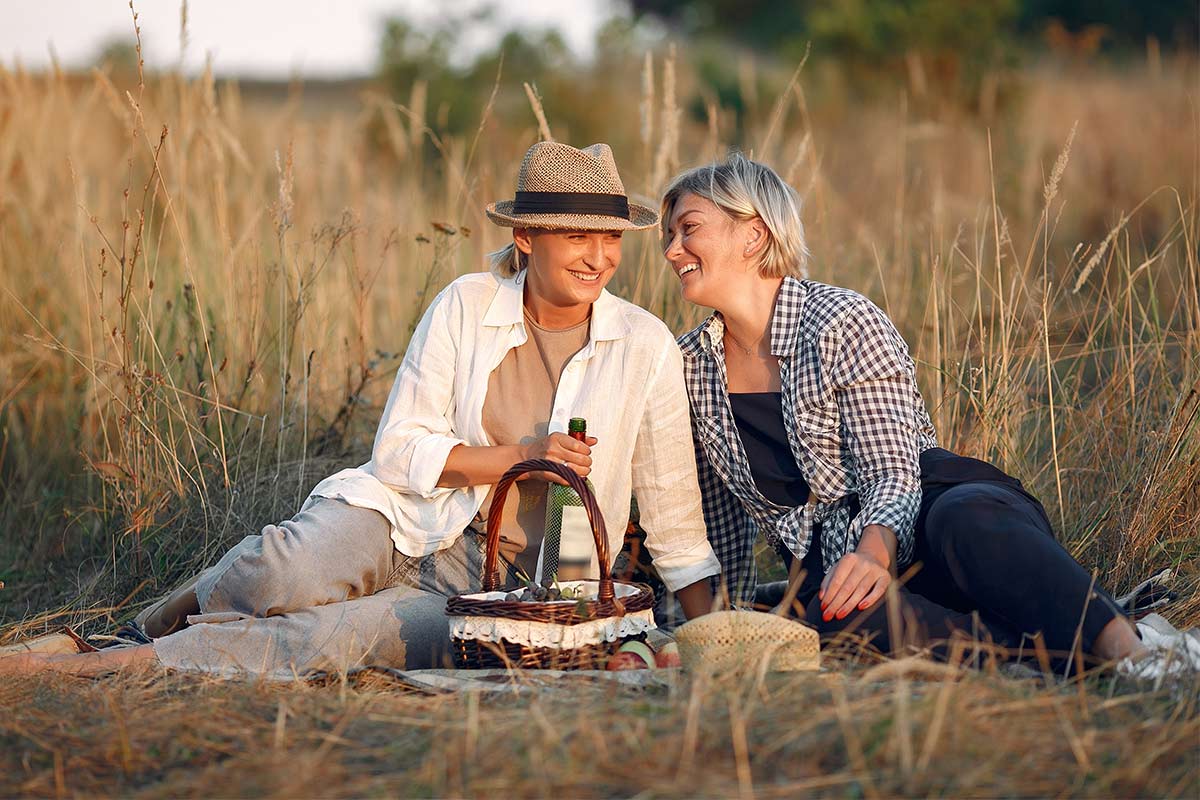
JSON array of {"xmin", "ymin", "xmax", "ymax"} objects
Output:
[{"xmin": 486, "ymin": 141, "xmax": 659, "ymax": 231}]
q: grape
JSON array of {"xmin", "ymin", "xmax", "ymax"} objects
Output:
[{"xmin": 500, "ymin": 582, "xmax": 597, "ymax": 603}]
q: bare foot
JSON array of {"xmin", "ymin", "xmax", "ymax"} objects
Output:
[
  {"xmin": 0, "ymin": 644, "xmax": 158, "ymax": 676},
  {"xmin": 1093, "ymin": 616, "xmax": 1147, "ymax": 662}
]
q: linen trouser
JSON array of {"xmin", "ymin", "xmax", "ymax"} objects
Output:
[
  {"xmin": 150, "ymin": 498, "xmax": 485, "ymax": 678},
  {"xmin": 796, "ymin": 480, "xmax": 1125, "ymax": 669}
]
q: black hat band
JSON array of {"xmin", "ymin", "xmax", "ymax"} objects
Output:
[{"xmin": 512, "ymin": 191, "xmax": 630, "ymax": 219}]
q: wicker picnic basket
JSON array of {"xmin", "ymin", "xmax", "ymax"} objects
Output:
[{"xmin": 445, "ymin": 458, "xmax": 656, "ymax": 669}]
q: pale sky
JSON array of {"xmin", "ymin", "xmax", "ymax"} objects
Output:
[{"xmin": 1, "ymin": 0, "xmax": 613, "ymax": 77}]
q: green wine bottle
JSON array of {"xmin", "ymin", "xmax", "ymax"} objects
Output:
[{"xmin": 542, "ymin": 417, "xmax": 595, "ymax": 582}]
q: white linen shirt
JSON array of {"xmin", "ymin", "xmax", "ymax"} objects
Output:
[{"xmin": 305, "ymin": 269, "xmax": 721, "ymax": 592}]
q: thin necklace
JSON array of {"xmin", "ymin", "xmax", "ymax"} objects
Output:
[{"xmin": 725, "ymin": 328, "xmax": 765, "ymax": 356}]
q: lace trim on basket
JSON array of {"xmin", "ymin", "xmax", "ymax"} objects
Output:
[{"xmin": 449, "ymin": 609, "xmax": 656, "ymax": 649}]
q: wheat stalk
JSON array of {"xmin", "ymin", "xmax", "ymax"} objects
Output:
[
  {"xmin": 523, "ymin": 82, "xmax": 553, "ymax": 142},
  {"xmin": 650, "ymin": 44, "xmax": 678, "ymax": 190}
]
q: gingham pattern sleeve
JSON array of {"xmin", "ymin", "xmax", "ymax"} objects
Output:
[
  {"xmin": 692, "ymin": 421, "xmax": 759, "ymax": 605},
  {"xmin": 827, "ymin": 299, "xmax": 925, "ymax": 566}
]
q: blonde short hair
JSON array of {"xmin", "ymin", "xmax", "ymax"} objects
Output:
[
  {"xmin": 661, "ymin": 152, "xmax": 809, "ymax": 279},
  {"xmin": 488, "ymin": 240, "xmax": 528, "ymax": 278}
]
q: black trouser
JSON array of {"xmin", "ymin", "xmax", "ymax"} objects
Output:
[{"xmin": 787, "ymin": 449, "xmax": 1125, "ymax": 668}]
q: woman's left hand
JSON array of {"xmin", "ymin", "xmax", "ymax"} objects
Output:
[{"xmin": 818, "ymin": 551, "xmax": 891, "ymax": 622}]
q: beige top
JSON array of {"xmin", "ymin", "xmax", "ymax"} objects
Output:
[{"xmin": 480, "ymin": 308, "xmax": 590, "ymax": 581}]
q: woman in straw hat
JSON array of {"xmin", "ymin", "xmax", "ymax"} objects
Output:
[
  {"xmin": 2, "ymin": 142, "xmax": 720, "ymax": 677},
  {"xmin": 660, "ymin": 151, "xmax": 1171, "ymax": 674}
]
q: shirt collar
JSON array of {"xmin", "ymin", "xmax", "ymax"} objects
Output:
[
  {"xmin": 481, "ymin": 269, "xmax": 630, "ymax": 342},
  {"xmin": 697, "ymin": 276, "xmax": 808, "ymax": 357},
  {"xmin": 767, "ymin": 276, "xmax": 808, "ymax": 356},
  {"xmin": 697, "ymin": 313, "xmax": 726, "ymax": 354}
]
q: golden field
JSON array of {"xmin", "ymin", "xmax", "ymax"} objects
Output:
[{"xmin": 0, "ymin": 46, "xmax": 1197, "ymax": 797}]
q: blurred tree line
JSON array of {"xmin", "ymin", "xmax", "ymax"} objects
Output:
[
  {"xmin": 627, "ymin": 0, "xmax": 1197, "ymax": 117},
  {"xmin": 374, "ymin": 0, "xmax": 1196, "ymax": 151},
  {"xmin": 375, "ymin": 12, "xmax": 662, "ymax": 168},
  {"xmin": 630, "ymin": 0, "xmax": 1198, "ymax": 58}
]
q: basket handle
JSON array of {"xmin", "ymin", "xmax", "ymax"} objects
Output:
[{"xmin": 482, "ymin": 458, "xmax": 614, "ymax": 602}]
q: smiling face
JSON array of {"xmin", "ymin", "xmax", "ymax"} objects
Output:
[
  {"xmin": 663, "ymin": 193, "xmax": 762, "ymax": 309},
  {"xmin": 515, "ymin": 228, "xmax": 623, "ymax": 326}
]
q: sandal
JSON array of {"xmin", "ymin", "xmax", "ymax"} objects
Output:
[
  {"xmin": 1115, "ymin": 567, "xmax": 1177, "ymax": 619},
  {"xmin": 90, "ymin": 622, "xmax": 154, "ymax": 649}
]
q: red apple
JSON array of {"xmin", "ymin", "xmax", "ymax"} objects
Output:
[
  {"xmin": 606, "ymin": 640, "xmax": 655, "ymax": 670},
  {"xmin": 606, "ymin": 652, "xmax": 648, "ymax": 671},
  {"xmin": 654, "ymin": 642, "xmax": 682, "ymax": 668}
]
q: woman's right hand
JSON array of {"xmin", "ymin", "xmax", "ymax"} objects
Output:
[{"xmin": 521, "ymin": 432, "xmax": 598, "ymax": 485}]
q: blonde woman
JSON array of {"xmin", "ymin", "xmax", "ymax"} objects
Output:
[
  {"xmin": 2, "ymin": 142, "xmax": 719, "ymax": 677},
  {"xmin": 661, "ymin": 152, "xmax": 1159, "ymax": 672}
]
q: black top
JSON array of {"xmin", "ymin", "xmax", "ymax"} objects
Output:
[
  {"xmin": 730, "ymin": 392, "xmax": 824, "ymax": 601},
  {"xmin": 728, "ymin": 392, "xmax": 811, "ymax": 508}
]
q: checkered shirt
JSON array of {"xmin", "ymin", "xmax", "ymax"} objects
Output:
[{"xmin": 678, "ymin": 277, "xmax": 938, "ymax": 604}]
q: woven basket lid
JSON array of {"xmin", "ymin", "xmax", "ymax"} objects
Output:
[{"xmin": 673, "ymin": 610, "xmax": 820, "ymax": 673}]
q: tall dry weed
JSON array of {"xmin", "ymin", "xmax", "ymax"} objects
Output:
[{"xmin": 0, "ymin": 51, "xmax": 1196, "ymax": 627}]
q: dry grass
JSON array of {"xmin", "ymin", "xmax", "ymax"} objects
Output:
[
  {"xmin": 0, "ymin": 32, "xmax": 1198, "ymax": 797},
  {"xmin": 1, "ymin": 661, "xmax": 1197, "ymax": 799}
]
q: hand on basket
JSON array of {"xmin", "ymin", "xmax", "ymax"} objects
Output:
[{"xmin": 520, "ymin": 432, "xmax": 598, "ymax": 485}]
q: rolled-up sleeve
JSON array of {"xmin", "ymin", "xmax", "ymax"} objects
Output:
[
  {"xmin": 829, "ymin": 301, "xmax": 924, "ymax": 566},
  {"xmin": 629, "ymin": 341, "xmax": 722, "ymax": 592},
  {"xmin": 369, "ymin": 285, "xmax": 467, "ymax": 499}
]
